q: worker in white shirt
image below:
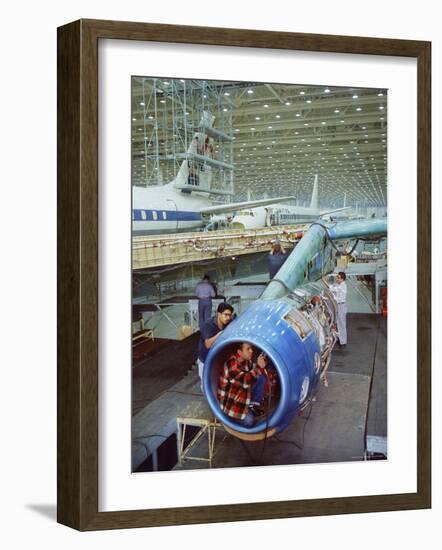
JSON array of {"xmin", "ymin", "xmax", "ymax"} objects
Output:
[{"xmin": 323, "ymin": 271, "xmax": 348, "ymax": 347}]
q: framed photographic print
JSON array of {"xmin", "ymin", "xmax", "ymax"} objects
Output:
[{"xmin": 57, "ymin": 19, "xmax": 431, "ymax": 530}]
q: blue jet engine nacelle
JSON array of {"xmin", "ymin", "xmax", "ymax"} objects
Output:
[{"xmin": 203, "ymin": 284, "xmax": 338, "ymax": 440}]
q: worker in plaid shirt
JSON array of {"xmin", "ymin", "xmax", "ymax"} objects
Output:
[{"xmin": 217, "ymin": 342, "xmax": 268, "ymax": 427}]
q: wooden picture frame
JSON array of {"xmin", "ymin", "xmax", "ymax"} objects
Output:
[{"xmin": 57, "ymin": 19, "xmax": 431, "ymax": 531}]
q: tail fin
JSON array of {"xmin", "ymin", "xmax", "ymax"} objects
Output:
[
  {"xmin": 309, "ymin": 174, "xmax": 319, "ymax": 210},
  {"xmin": 173, "ymin": 111, "xmax": 214, "ymax": 191}
]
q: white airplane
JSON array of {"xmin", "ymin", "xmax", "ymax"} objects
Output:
[
  {"xmin": 230, "ymin": 175, "xmax": 351, "ymax": 230},
  {"xmin": 132, "ymin": 112, "xmax": 295, "ymax": 235}
]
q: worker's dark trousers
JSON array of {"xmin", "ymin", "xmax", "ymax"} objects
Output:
[{"xmin": 198, "ymin": 298, "xmax": 212, "ymax": 329}]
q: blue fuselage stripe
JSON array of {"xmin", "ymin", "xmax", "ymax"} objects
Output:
[{"xmin": 133, "ymin": 209, "xmax": 202, "ymax": 222}]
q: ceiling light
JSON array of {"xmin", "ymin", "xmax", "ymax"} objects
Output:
[
  {"xmin": 224, "ymin": 92, "xmax": 230, "ymax": 96},
  {"xmin": 306, "ymin": 100, "xmax": 312, "ymax": 104},
  {"xmin": 352, "ymin": 94, "xmax": 358, "ymax": 99},
  {"xmin": 324, "ymin": 88, "xmax": 330, "ymax": 93},
  {"xmin": 299, "ymin": 91, "xmax": 305, "ymax": 95},
  {"xmin": 334, "ymin": 109, "xmax": 340, "ymax": 113},
  {"xmin": 268, "ymin": 126, "xmax": 273, "ymax": 129},
  {"xmin": 356, "ymin": 107, "xmax": 362, "ymax": 111},
  {"xmin": 275, "ymin": 115, "xmax": 281, "ymax": 118},
  {"xmin": 139, "ymin": 102, "xmax": 145, "ymax": 106},
  {"xmin": 247, "ymin": 89, "xmax": 254, "ymax": 94},
  {"xmin": 255, "ymin": 116, "xmax": 261, "ymax": 120},
  {"xmin": 285, "ymin": 102, "xmax": 291, "ymax": 106}
]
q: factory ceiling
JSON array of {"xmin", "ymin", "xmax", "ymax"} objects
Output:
[{"xmin": 131, "ymin": 78, "xmax": 387, "ymax": 208}]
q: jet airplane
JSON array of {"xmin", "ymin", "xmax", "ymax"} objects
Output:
[{"xmin": 132, "ymin": 112, "xmax": 295, "ymax": 235}]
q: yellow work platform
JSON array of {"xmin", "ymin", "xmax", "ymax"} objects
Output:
[{"xmin": 132, "ymin": 225, "xmax": 307, "ymax": 269}]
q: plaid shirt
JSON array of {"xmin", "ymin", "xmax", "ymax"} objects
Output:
[{"xmin": 217, "ymin": 352, "xmax": 264, "ymax": 420}]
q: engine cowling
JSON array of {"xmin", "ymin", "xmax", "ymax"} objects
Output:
[{"xmin": 203, "ymin": 284, "xmax": 337, "ymax": 440}]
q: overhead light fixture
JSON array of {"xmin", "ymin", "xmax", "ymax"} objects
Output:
[{"xmin": 352, "ymin": 94, "xmax": 358, "ymax": 99}]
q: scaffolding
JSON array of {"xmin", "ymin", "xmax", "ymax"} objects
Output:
[{"xmin": 132, "ymin": 77, "xmax": 236, "ymax": 196}]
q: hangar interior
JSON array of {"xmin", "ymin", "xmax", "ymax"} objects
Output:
[{"xmin": 131, "ymin": 77, "xmax": 388, "ymax": 472}]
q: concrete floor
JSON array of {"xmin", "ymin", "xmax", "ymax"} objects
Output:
[{"xmin": 171, "ymin": 369, "xmax": 370, "ymax": 470}]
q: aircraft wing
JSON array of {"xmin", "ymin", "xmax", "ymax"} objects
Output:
[
  {"xmin": 319, "ymin": 206, "xmax": 352, "ymax": 217},
  {"xmin": 200, "ymin": 196, "xmax": 295, "ymax": 216}
]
